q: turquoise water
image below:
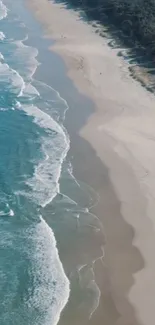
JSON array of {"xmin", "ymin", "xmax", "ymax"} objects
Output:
[
  {"xmin": 0, "ymin": 1, "xmax": 70, "ymax": 324},
  {"xmin": 0, "ymin": 1, "xmax": 104, "ymax": 324}
]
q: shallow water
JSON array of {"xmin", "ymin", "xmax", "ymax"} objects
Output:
[{"xmin": 0, "ymin": 1, "xmax": 104, "ymax": 324}]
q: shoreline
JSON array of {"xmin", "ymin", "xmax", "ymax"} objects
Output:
[{"xmin": 26, "ymin": 1, "xmax": 155, "ymax": 324}]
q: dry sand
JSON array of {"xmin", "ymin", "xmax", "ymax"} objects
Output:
[{"xmin": 27, "ymin": 0, "xmax": 155, "ymax": 324}]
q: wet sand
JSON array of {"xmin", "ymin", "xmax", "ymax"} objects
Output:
[{"xmin": 27, "ymin": 0, "xmax": 155, "ymax": 325}]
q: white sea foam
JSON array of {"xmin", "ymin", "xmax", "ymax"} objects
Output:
[
  {"xmin": 15, "ymin": 100, "xmax": 22, "ymax": 109},
  {"xmin": 0, "ymin": 33, "xmax": 38, "ymax": 98},
  {"xmin": 67, "ymin": 161, "xmax": 80, "ymax": 187},
  {"xmin": 9, "ymin": 209, "xmax": 14, "ymax": 216},
  {"xmin": 88, "ymin": 253, "xmax": 105, "ymax": 319},
  {"xmin": 77, "ymin": 263, "xmax": 101, "ymax": 319},
  {"xmin": 0, "ymin": 15, "xmax": 70, "ymax": 321},
  {"xmin": 0, "ymin": 210, "xmax": 6, "ymax": 216},
  {"xmin": 34, "ymin": 79, "xmax": 69, "ymax": 122},
  {"xmin": 0, "ymin": 62, "xmax": 25, "ymax": 96},
  {"xmin": 88, "ymin": 278, "xmax": 101, "ymax": 319},
  {"xmin": 24, "ymin": 83, "xmax": 40, "ymax": 97},
  {"xmin": 13, "ymin": 37, "xmax": 39, "ymax": 81},
  {"xmin": 27, "ymin": 216, "xmax": 70, "ymax": 325},
  {"xmin": 0, "ymin": 6, "xmax": 70, "ymax": 324},
  {"xmin": 0, "ymin": 52, "xmax": 4, "ymax": 61},
  {"xmin": 7, "ymin": 36, "xmax": 40, "ymax": 99},
  {"xmin": 36, "ymin": 80, "xmax": 68, "ymax": 109},
  {"xmin": 0, "ymin": 0, "xmax": 7, "ymax": 21},
  {"xmin": 0, "ymin": 203, "xmax": 14, "ymax": 217},
  {"xmin": 0, "ymin": 31, "xmax": 5, "ymax": 40},
  {"xmin": 17, "ymin": 103, "xmax": 70, "ymax": 207},
  {"xmin": 0, "ymin": 107, "xmax": 8, "ymax": 111}
]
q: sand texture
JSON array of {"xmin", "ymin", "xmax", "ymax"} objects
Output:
[{"xmin": 27, "ymin": 1, "xmax": 155, "ymax": 324}]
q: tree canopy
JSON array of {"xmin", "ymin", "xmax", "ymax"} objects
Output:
[{"xmin": 62, "ymin": 0, "xmax": 155, "ymax": 57}]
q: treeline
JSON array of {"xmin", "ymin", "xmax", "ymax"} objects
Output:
[{"xmin": 62, "ymin": 0, "xmax": 155, "ymax": 58}]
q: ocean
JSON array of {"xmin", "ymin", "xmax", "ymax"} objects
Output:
[{"xmin": 0, "ymin": 1, "xmax": 103, "ymax": 324}]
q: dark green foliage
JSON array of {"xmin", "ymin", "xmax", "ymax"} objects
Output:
[{"xmin": 58, "ymin": 0, "xmax": 155, "ymax": 58}]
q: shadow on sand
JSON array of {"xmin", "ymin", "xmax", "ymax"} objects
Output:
[{"xmin": 52, "ymin": 0, "xmax": 155, "ymax": 94}]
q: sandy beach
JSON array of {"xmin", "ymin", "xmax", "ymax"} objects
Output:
[{"xmin": 26, "ymin": 0, "xmax": 155, "ymax": 324}]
